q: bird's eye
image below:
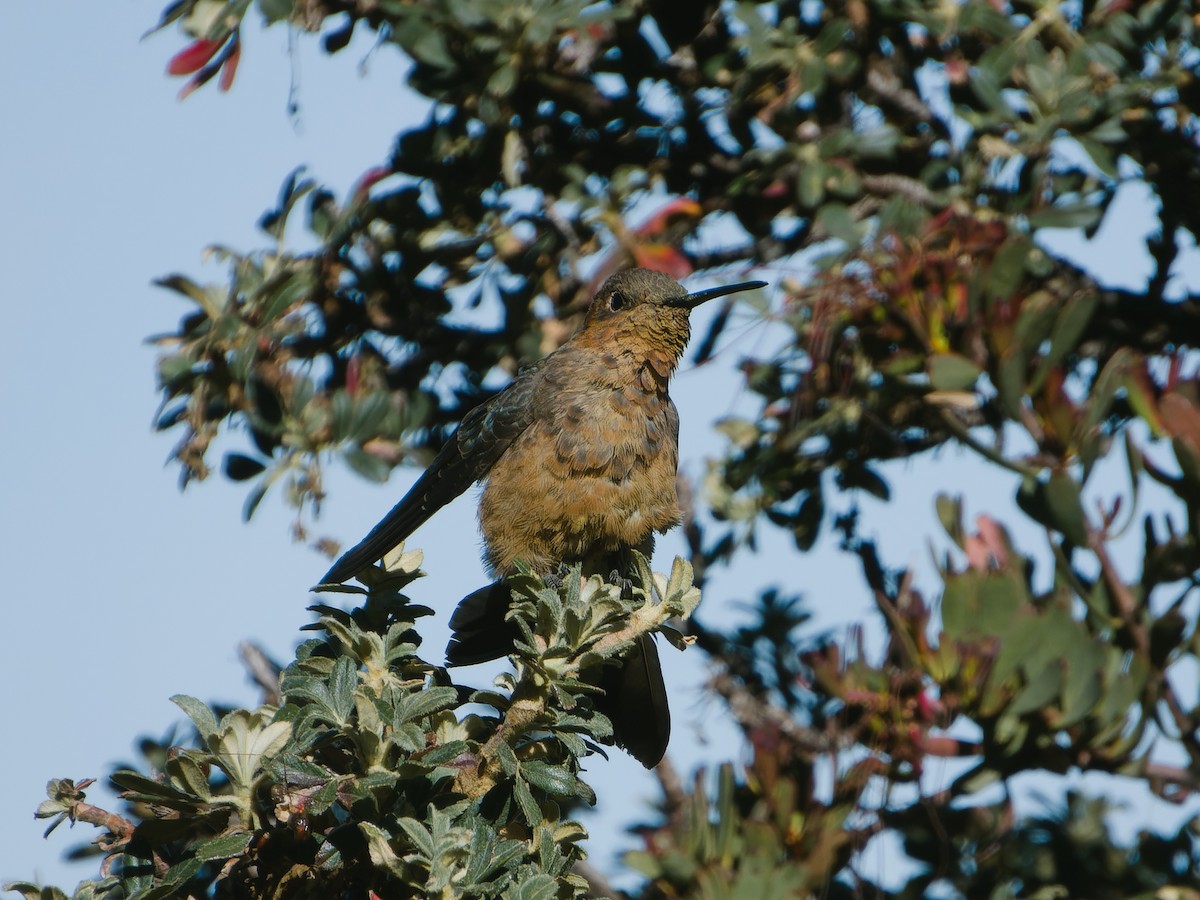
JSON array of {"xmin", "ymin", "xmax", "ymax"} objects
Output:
[{"xmin": 608, "ymin": 292, "xmax": 627, "ymax": 311}]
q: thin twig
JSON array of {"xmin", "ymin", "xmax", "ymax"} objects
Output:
[
  {"xmin": 939, "ymin": 408, "xmax": 1039, "ymax": 478},
  {"xmin": 861, "ymin": 173, "xmax": 940, "ymax": 207},
  {"xmin": 572, "ymin": 860, "xmax": 625, "ymax": 899},
  {"xmin": 1089, "ymin": 532, "xmax": 1148, "ymax": 656},
  {"xmin": 1144, "ymin": 760, "xmax": 1200, "ymax": 794},
  {"xmin": 239, "ymin": 641, "xmax": 282, "ymax": 706},
  {"xmin": 708, "ymin": 670, "xmax": 840, "ymax": 754},
  {"xmin": 866, "ymin": 65, "xmax": 934, "ymax": 122},
  {"xmin": 654, "ymin": 755, "xmax": 688, "ymax": 829},
  {"xmin": 1090, "ymin": 529, "xmax": 1198, "ymax": 762},
  {"xmin": 71, "ymin": 801, "xmax": 136, "ymax": 843}
]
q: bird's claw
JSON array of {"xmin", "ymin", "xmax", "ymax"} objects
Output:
[
  {"xmin": 544, "ymin": 562, "xmax": 573, "ymax": 591},
  {"xmin": 607, "ymin": 569, "xmax": 635, "ymax": 598}
]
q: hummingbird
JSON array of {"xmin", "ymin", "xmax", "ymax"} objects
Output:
[{"xmin": 320, "ymin": 268, "xmax": 767, "ymax": 766}]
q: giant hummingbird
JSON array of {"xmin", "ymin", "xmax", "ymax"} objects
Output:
[{"xmin": 320, "ymin": 268, "xmax": 767, "ymax": 766}]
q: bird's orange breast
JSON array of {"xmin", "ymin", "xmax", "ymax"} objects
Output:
[{"xmin": 478, "ymin": 344, "xmax": 681, "ymax": 575}]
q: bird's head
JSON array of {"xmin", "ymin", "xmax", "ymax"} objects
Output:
[{"xmin": 584, "ymin": 268, "xmax": 766, "ymax": 328}]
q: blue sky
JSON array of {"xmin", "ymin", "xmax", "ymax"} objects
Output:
[{"xmin": 3, "ymin": 3, "xmax": 1199, "ymax": 892}]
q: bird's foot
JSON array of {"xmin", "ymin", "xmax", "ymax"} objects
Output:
[
  {"xmin": 543, "ymin": 562, "xmax": 573, "ymax": 591},
  {"xmin": 607, "ymin": 569, "xmax": 635, "ymax": 599}
]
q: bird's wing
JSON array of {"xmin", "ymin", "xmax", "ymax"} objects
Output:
[{"xmin": 318, "ymin": 363, "xmax": 544, "ymax": 585}]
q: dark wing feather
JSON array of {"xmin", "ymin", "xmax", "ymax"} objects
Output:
[
  {"xmin": 318, "ymin": 364, "xmax": 543, "ymax": 585},
  {"xmin": 444, "ymin": 580, "xmax": 517, "ymax": 665}
]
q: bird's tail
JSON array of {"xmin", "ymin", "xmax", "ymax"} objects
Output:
[
  {"xmin": 597, "ymin": 632, "xmax": 670, "ymax": 768},
  {"xmin": 445, "ymin": 581, "xmax": 519, "ymax": 665},
  {"xmin": 445, "ymin": 581, "xmax": 670, "ymax": 767}
]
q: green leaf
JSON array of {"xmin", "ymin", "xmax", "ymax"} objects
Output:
[
  {"xmin": 171, "ymin": 694, "xmax": 218, "ymax": 742},
  {"xmin": 194, "ymin": 831, "xmax": 255, "ymax": 862},
  {"xmin": 1028, "ymin": 293, "xmax": 1098, "ymax": 394},
  {"xmin": 659, "ymin": 555, "xmax": 701, "ymax": 619},
  {"xmin": 985, "ymin": 236, "xmax": 1032, "ymax": 303},
  {"xmin": 166, "ymin": 753, "xmax": 212, "ymax": 800},
  {"xmin": 247, "ymin": 375, "xmax": 284, "ymax": 426},
  {"xmin": 969, "ymin": 67, "xmax": 1013, "ymax": 115},
  {"xmin": 492, "ymin": 739, "xmax": 520, "ymax": 782},
  {"xmin": 854, "ymin": 124, "xmax": 900, "ymax": 159},
  {"xmin": 394, "ymin": 17, "xmax": 457, "ymax": 71},
  {"xmin": 1060, "ymin": 637, "xmax": 1105, "ymax": 726},
  {"xmin": 258, "ymin": 168, "xmax": 316, "ymax": 239},
  {"xmin": 393, "ymin": 685, "xmax": 459, "ymax": 725},
  {"xmin": 262, "ymin": 272, "xmax": 314, "ymax": 322},
  {"xmin": 1078, "ymin": 347, "xmax": 1134, "ymax": 440},
  {"xmin": 487, "ymin": 62, "xmax": 517, "ymax": 98},
  {"xmin": 344, "ymin": 448, "xmax": 393, "ymax": 483},
  {"xmin": 929, "ymin": 353, "xmax": 982, "ymax": 391},
  {"xmin": 953, "ymin": 763, "xmax": 1003, "ymax": 795},
  {"xmin": 1121, "ymin": 361, "xmax": 1165, "ymax": 437},
  {"xmin": 393, "ymin": 816, "xmax": 435, "ymax": 859},
  {"xmin": 329, "ymin": 656, "xmax": 359, "ymax": 722},
  {"xmin": 307, "ymin": 188, "xmax": 337, "ymax": 238},
  {"xmin": 507, "ymin": 874, "xmax": 561, "ymax": 900},
  {"xmin": 514, "ymin": 776, "xmax": 541, "ymax": 825},
  {"xmin": 150, "ymin": 858, "xmax": 203, "ymax": 895},
  {"xmin": 714, "ymin": 416, "xmax": 760, "ymax": 449},
  {"xmin": 976, "ymin": 572, "xmax": 1028, "ymax": 636},
  {"xmin": 624, "ymin": 850, "xmax": 663, "ymax": 879},
  {"xmin": 520, "ymin": 760, "xmax": 576, "ymax": 797},
  {"xmin": 1044, "ymin": 473, "xmax": 1090, "ymax": 546},
  {"xmin": 1076, "ymin": 137, "xmax": 1118, "ymax": 177},
  {"xmin": 796, "ymin": 163, "xmax": 826, "ymax": 208},
  {"xmin": 936, "ymin": 494, "xmax": 964, "ymax": 546},
  {"xmin": 997, "ymin": 353, "xmax": 1029, "ymax": 421},
  {"xmin": 110, "ymin": 771, "xmax": 203, "ymax": 810},
  {"xmin": 982, "ymin": 611, "xmax": 1043, "ymax": 715},
  {"xmin": 1026, "ymin": 202, "xmax": 1103, "ymax": 230},
  {"xmin": 814, "ymin": 202, "xmax": 864, "ymax": 244},
  {"xmin": 1096, "ymin": 652, "xmax": 1148, "ymax": 725},
  {"xmin": 154, "ymin": 273, "xmax": 215, "ymax": 311},
  {"xmin": 361, "ymin": 822, "xmax": 409, "ymax": 876},
  {"xmin": 419, "ymin": 739, "xmax": 471, "ymax": 766},
  {"xmin": 1015, "ymin": 477, "xmax": 1048, "ymax": 529},
  {"xmin": 939, "ymin": 571, "xmax": 981, "ymax": 643},
  {"xmin": 121, "ymin": 841, "xmax": 157, "ymax": 895},
  {"xmin": 1013, "ymin": 290, "xmax": 1059, "ymax": 348},
  {"xmin": 257, "ymin": 0, "xmax": 293, "ymax": 23},
  {"xmin": 1009, "ymin": 662, "xmax": 1062, "ymax": 716},
  {"xmin": 331, "ymin": 389, "xmax": 353, "ymax": 440},
  {"xmin": 352, "ymin": 392, "xmax": 393, "ymax": 441}
]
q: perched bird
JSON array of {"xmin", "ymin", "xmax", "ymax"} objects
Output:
[{"xmin": 320, "ymin": 268, "xmax": 767, "ymax": 766}]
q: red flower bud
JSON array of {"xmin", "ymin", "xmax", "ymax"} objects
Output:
[
  {"xmin": 167, "ymin": 38, "xmax": 222, "ymax": 76},
  {"xmin": 218, "ymin": 40, "xmax": 240, "ymax": 92}
]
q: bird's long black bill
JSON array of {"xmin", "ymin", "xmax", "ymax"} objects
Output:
[{"xmin": 671, "ymin": 278, "xmax": 767, "ymax": 310}]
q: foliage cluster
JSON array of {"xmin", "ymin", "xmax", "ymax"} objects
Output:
[{"xmin": 11, "ymin": 550, "xmax": 698, "ymax": 898}]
